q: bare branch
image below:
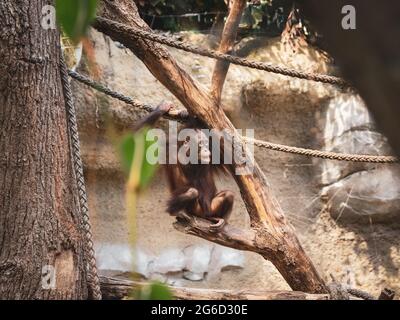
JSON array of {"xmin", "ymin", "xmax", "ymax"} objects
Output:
[{"xmin": 211, "ymin": 0, "xmax": 247, "ymax": 104}]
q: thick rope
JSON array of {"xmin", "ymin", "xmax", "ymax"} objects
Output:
[
  {"xmin": 69, "ymin": 70, "xmax": 398, "ymax": 164},
  {"xmin": 328, "ymin": 283, "xmax": 376, "ymax": 300},
  {"xmin": 95, "ymin": 17, "xmax": 350, "ymax": 88},
  {"xmin": 247, "ymin": 138, "xmax": 398, "ymax": 163},
  {"xmin": 60, "ymin": 59, "xmax": 102, "ymax": 300},
  {"xmin": 346, "ymin": 287, "xmax": 375, "ymax": 300},
  {"xmin": 68, "ymin": 70, "xmax": 189, "ymax": 122}
]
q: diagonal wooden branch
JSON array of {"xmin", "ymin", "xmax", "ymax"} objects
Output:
[
  {"xmin": 211, "ymin": 0, "xmax": 247, "ymax": 104},
  {"xmin": 100, "ymin": 276, "xmax": 330, "ymax": 300},
  {"xmin": 95, "ymin": 0, "xmax": 327, "ymax": 294}
]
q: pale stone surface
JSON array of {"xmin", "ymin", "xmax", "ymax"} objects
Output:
[
  {"xmin": 95, "ymin": 243, "xmax": 245, "ymax": 282},
  {"xmin": 321, "ymin": 167, "xmax": 400, "ymax": 223},
  {"xmin": 182, "ymin": 272, "xmax": 205, "ymax": 281},
  {"xmin": 208, "ymin": 245, "xmax": 245, "ymax": 277},
  {"xmin": 95, "ymin": 243, "xmax": 134, "ymax": 272},
  {"xmin": 317, "ymin": 93, "xmax": 400, "ymax": 223},
  {"xmin": 183, "ymin": 245, "xmax": 212, "ymax": 275}
]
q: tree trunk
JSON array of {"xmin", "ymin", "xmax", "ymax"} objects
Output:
[{"xmin": 0, "ymin": 0, "xmax": 88, "ymax": 299}]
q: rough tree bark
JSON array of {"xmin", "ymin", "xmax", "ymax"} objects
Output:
[
  {"xmin": 0, "ymin": 1, "xmax": 89, "ymax": 299},
  {"xmin": 94, "ymin": 0, "xmax": 327, "ymax": 294},
  {"xmin": 211, "ymin": 0, "xmax": 247, "ymax": 104}
]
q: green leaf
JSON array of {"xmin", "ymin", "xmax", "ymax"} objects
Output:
[
  {"xmin": 119, "ymin": 128, "xmax": 159, "ymax": 191},
  {"xmin": 140, "ymin": 136, "xmax": 159, "ymax": 189},
  {"xmin": 120, "ymin": 135, "xmax": 135, "ymax": 174},
  {"xmin": 56, "ymin": 0, "xmax": 98, "ymax": 43},
  {"xmin": 138, "ymin": 282, "xmax": 174, "ymax": 300}
]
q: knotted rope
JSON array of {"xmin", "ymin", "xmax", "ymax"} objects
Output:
[
  {"xmin": 95, "ymin": 16, "xmax": 350, "ymax": 88},
  {"xmin": 60, "ymin": 57, "xmax": 102, "ymax": 300}
]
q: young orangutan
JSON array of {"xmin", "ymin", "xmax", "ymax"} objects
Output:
[{"xmin": 133, "ymin": 102, "xmax": 234, "ymax": 231}]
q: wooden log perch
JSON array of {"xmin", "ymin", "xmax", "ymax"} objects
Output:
[
  {"xmin": 211, "ymin": 0, "xmax": 247, "ymax": 104},
  {"xmin": 99, "ymin": 276, "xmax": 330, "ymax": 300},
  {"xmin": 95, "ymin": 0, "xmax": 328, "ymax": 294}
]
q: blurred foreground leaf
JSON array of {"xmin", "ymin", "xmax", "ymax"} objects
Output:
[
  {"xmin": 119, "ymin": 128, "xmax": 159, "ymax": 191},
  {"xmin": 56, "ymin": 0, "xmax": 98, "ymax": 43},
  {"xmin": 137, "ymin": 282, "xmax": 174, "ymax": 300}
]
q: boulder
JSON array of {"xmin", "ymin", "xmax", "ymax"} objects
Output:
[{"xmin": 318, "ymin": 94, "xmax": 400, "ymax": 223}]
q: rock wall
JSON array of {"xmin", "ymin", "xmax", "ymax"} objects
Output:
[
  {"xmin": 73, "ymin": 30, "xmax": 400, "ymax": 296},
  {"xmin": 317, "ymin": 93, "xmax": 400, "ymax": 224}
]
